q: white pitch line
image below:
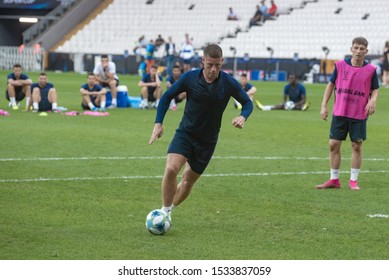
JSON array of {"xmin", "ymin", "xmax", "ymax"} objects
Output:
[
  {"xmin": 1, "ymin": 170, "xmax": 389, "ymax": 183},
  {"xmin": 367, "ymin": 214, "xmax": 389, "ymax": 218},
  {"xmin": 0, "ymin": 156, "xmax": 388, "ymax": 162}
]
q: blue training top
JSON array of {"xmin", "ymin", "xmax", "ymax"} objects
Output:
[
  {"xmin": 31, "ymin": 82, "xmax": 54, "ymax": 101},
  {"xmin": 155, "ymin": 69, "xmax": 253, "ymax": 143},
  {"xmin": 81, "ymin": 83, "xmax": 103, "ymax": 92},
  {"xmin": 284, "ymin": 82, "xmax": 306, "ymax": 103},
  {"xmin": 7, "ymin": 73, "xmax": 29, "ymax": 82}
]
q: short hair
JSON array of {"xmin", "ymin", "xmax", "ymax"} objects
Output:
[
  {"xmin": 173, "ymin": 65, "xmax": 181, "ymax": 70},
  {"xmin": 87, "ymin": 72, "xmax": 94, "ymax": 77},
  {"xmin": 352, "ymin": 37, "xmax": 368, "ymax": 47},
  {"xmin": 39, "ymin": 72, "xmax": 47, "ymax": 76},
  {"xmin": 13, "ymin": 63, "xmax": 22, "ymax": 68},
  {"xmin": 151, "ymin": 65, "xmax": 158, "ymax": 70},
  {"xmin": 203, "ymin": 44, "xmax": 223, "ymax": 59},
  {"xmin": 101, "ymin": 54, "xmax": 108, "ymax": 59},
  {"xmin": 240, "ymin": 73, "xmax": 247, "ymax": 78}
]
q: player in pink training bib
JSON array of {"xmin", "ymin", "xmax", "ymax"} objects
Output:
[{"xmin": 316, "ymin": 37, "xmax": 379, "ymax": 191}]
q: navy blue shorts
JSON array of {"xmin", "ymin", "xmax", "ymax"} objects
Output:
[
  {"xmin": 168, "ymin": 130, "xmax": 216, "ymax": 174},
  {"xmin": 330, "ymin": 116, "xmax": 366, "ymax": 142},
  {"xmin": 5, "ymin": 87, "xmax": 26, "ymax": 101}
]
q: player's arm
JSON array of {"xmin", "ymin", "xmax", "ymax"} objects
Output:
[
  {"xmin": 96, "ymin": 87, "xmax": 107, "ymax": 95},
  {"xmin": 80, "ymin": 86, "xmax": 92, "ymax": 95},
  {"xmin": 232, "ymin": 88, "xmax": 254, "ymax": 129},
  {"xmin": 149, "ymin": 123, "xmax": 163, "ymax": 145},
  {"xmin": 247, "ymin": 85, "xmax": 257, "ymax": 95},
  {"xmin": 365, "ymin": 88, "xmax": 378, "ymax": 116},
  {"xmin": 320, "ymin": 82, "xmax": 335, "ymax": 121},
  {"xmin": 19, "ymin": 78, "xmax": 32, "ymax": 86},
  {"xmin": 8, "ymin": 78, "xmax": 22, "ymax": 86},
  {"xmin": 138, "ymin": 80, "xmax": 157, "ymax": 87},
  {"xmin": 149, "ymin": 75, "xmax": 187, "ymax": 144},
  {"xmin": 155, "ymin": 73, "xmax": 162, "ymax": 88}
]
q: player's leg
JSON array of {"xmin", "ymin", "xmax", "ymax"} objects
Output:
[
  {"xmin": 161, "ymin": 153, "xmax": 188, "ymax": 209},
  {"xmin": 31, "ymin": 87, "xmax": 41, "ymax": 112},
  {"xmin": 153, "ymin": 85, "xmax": 162, "ymax": 108},
  {"xmin": 23, "ymin": 85, "xmax": 31, "ymax": 110},
  {"xmin": 7, "ymin": 85, "xmax": 19, "ymax": 109},
  {"xmin": 173, "ymin": 162, "xmax": 201, "ymax": 206},
  {"xmin": 348, "ymin": 121, "xmax": 366, "ymax": 190},
  {"xmin": 108, "ymin": 79, "xmax": 118, "ymax": 107},
  {"xmin": 316, "ymin": 116, "xmax": 347, "ymax": 189},
  {"xmin": 48, "ymin": 88, "xmax": 58, "ymax": 110},
  {"xmin": 140, "ymin": 86, "xmax": 149, "ymax": 109}
]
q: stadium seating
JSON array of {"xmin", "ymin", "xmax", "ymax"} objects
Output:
[{"xmin": 55, "ymin": 0, "xmax": 389, "ymax": 60}]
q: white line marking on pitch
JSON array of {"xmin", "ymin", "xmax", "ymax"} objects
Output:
[
  {"xmin": 1, "ymin": 156, "xmax": 388, "ymax": 162},
  {"xmin": 1, "ymin": 170, "xmax": 389, "ymax": 183},
  {"xmin": 367, "ymin": 214, "xmax": 389, "ymax": 218}
]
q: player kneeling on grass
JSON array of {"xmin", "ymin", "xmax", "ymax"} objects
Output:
[
  {"xmin": 31, "ymin": 72, "xmax": 59, "ymax": 112},
  {"xmin": 255, "ymin": 74, "xmax": 310, "ymax": 111},
  {"xmin": 80, "ymin": 72, "xmax": 107, "ymax": 112}
]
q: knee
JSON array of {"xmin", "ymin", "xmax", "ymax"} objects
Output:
[
  {"xmin": 352, "ymin": 142, "xmax": 362, "ymax": 153},
  {"xmin": 165, "ymin": 164, "xmax": 181, "ymax": 176},
  {"xmin": 329, "ymin": 140, "xmax": 340, "ymax": 152}
]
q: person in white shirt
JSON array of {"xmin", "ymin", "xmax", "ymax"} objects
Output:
[
  {"xmin": 180, "ymin": 34, "xmax": 195, "ymax": 73},
  {"xmin": 93, "ymin": 54, "xmax": 119, "ymax": 108}
]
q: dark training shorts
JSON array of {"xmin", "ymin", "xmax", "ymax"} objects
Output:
[
  {"xmin": 5, "ymin": 87, "xmax": 26, "ymax": 101},
  {"xmin": 330, "ymin": 116, "xmax": 366, "ymax": 142},
  {"xmin": 168, "ymin": 130, "xmax": 216, "ymax": 174}
]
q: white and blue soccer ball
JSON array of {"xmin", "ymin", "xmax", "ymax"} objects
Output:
[
  {"xmin": 284, "ymin": 100, "xmax": 295, "ymax": 110},
  {"xmin": 145, "ymin": 209, "xmax": 172, "ymax": 235}
]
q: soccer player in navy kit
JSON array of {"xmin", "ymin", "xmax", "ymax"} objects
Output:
[
  {"xmin": 80, "ymin": 72, "xmax": 107, "ymax": 111},
  {"xmin": 31, "ymin": 72, "xmax": 58, "ymax": 112},
  {"xmin": 166, "ymin": 65, "xmax": 186, "ymax": 110},
  {"xmin": 149, "ymin": 44, "xmax": 253, "ymax": 217},
  {"xmin": 6, "ymin": 64, "xmax": 32, "ymax": 110}
]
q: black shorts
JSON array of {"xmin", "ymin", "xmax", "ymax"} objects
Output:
[
  {"xmin": 81, "ymin": 95, "xmax": 98, "ymax": 109},
  {"xmin": 168, "ymin": 130, "xmax": 216, "ymax": 174},
  {"xmin": 5, "ymin": 87, "xmax": 26, "ymax": 101},
  {"xmin": 38, "ymin": 100, "xmax": 53, "ymax": 112},
  {"xmin": 101, "ymin": 79, "xmax": 119, "ymax": 88},
  {"xmin": 330, "ymin": 116, "xmax": 366, "ymax": 142},
  {"xmin": 147, "ymin": 87, "xmax": 157, "ymax": 102}
]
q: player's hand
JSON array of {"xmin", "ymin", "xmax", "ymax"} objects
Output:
[
  {"xmin": 320, "ymin": 105, "xmax": 328, "ymax": 121},
  {"xmin": 149, "ymin": 123, "xmax": 163, "ymax": 145},
  {"xmin": 232, "ymin": 116, "xmax": 246, "ymax": 129},
  {"xmin": 365, "ymin": 101, "xmax": 376, "ymax": 116}
]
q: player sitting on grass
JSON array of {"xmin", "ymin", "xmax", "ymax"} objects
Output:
[
  {"xmin": 256, "ymin": 74, "xmax": 310, "ymax": 111},
  {"xmin": 80, "ymin": 72, "xmax": 107, "ymax": 112},
  {"xmin": 31, "ymin": 72, "xmax": 59, "ymax": 112},
  {"xmin": 6, "ymin": 64, "xmax": 32, "ymax": 110}
]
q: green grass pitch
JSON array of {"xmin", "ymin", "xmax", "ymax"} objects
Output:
[{"xmin": 1, "ymin": 70, "xmax": 388, "ymax": 260}]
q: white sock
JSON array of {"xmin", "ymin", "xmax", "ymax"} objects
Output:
[
  {"xmin": 10, "ymin": 97, "xmax": 17, "ymax": 106},
  {"xmin": 52, "ymin": 102, "xmax": 57, "ymax": 110},
  {"xmin": 25, "ymin": 97, "xmax": 31, "ymax": 107},
  {"xmin": 88, "ymin": 102, "xmax": 95, "ymax": 110},
  {"xmin": 350, "ymin": 168, "xmax": 360, "ymax": 181},
  {"xmin": 263, "ymin": 105, "xmax": 272, "ymax": 111},
  {"xmin": 33, "ymin": 102, "xmax": 39, "ymax": 111},
  {"xmin": 155, "ymin": 99, "xmax": 160, "ymax": 107},
  {"xmin": 100, "ymin": 101, "xmax": 106, "ymax": 109},
  {"xmin": 330, "ymin": 169, "xmax": 340, "ymax": 180},
  {"xmin": 112, "ymin": 98, "xmax": 117, "ymax": 105},
  {"xmin": 161, "ymin": 206, "xmax": 172, "ymax": 214}
]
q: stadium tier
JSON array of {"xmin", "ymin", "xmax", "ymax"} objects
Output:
[{"xmin": 54, "ymin": 0, "xmax": 389, "ymax": 60}]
